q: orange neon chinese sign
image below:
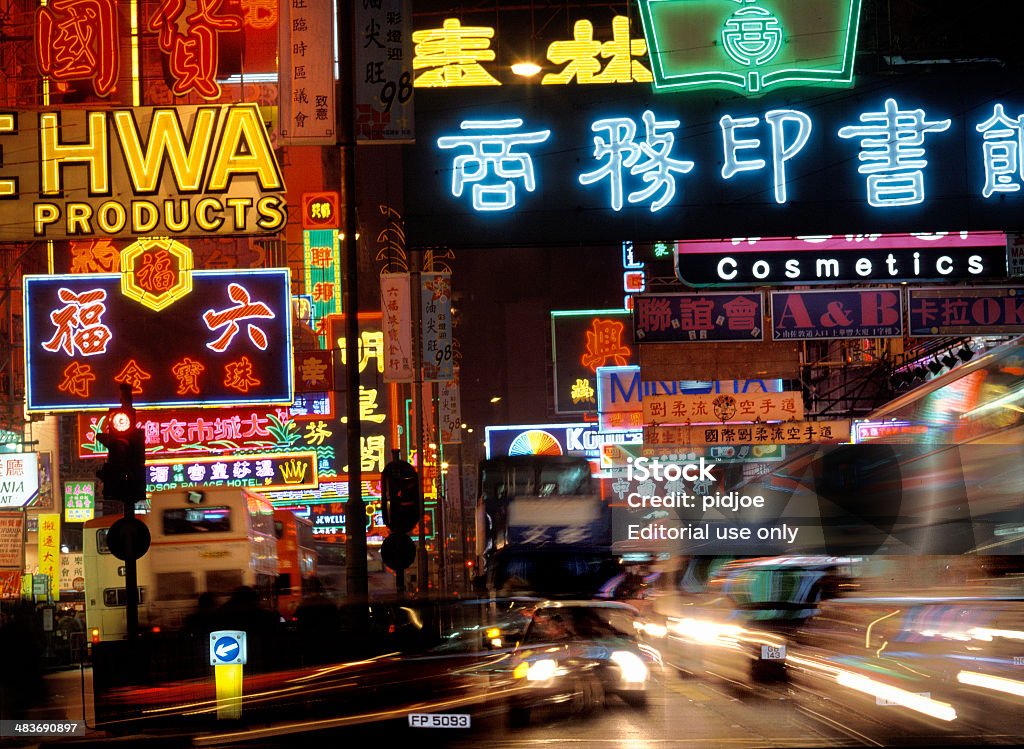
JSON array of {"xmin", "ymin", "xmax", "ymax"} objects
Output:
[{"xmin": 36, "ymin": 0, "xmax": 120, "ymax": 97}]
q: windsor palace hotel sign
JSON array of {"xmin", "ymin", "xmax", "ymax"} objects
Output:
[{"xmin": 0, "ymin": 103, "xmax": 286, "ymax": 241}]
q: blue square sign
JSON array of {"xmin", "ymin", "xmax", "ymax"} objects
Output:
[{"xmin": 210, "ymin": 630, "xmax": 247, "ymax": 666}]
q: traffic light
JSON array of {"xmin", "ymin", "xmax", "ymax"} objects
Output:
[
  {"xmin": 381, "ymin": 451, "xmax": 420, "ymax": 535},
  {"xmin": 96, "ymin": 403, "xmax": 146, "ymax": 503}
]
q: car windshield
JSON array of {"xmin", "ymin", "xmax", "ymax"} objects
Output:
[{"xmin": 524, "ymin": 606, "xmax": 635, "ymax": 643}]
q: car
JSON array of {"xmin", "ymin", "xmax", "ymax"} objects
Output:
[{"xmin": 505, "ymin": 600, "xmax": 663, "ymax": 726}]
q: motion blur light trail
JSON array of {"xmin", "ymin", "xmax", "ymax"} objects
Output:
[{"xmin": 956, "ymin": 670, "xmax": 1024, "ymax": 698}]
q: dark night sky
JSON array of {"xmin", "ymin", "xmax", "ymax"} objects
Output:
[{"xmin": 453, "ymin": 243, "xmax": 625, "ymax": 441}]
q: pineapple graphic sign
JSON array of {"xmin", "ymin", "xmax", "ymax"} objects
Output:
[{"xmin": 637, "ymin": 0, "xmax": 861, "ymax": 95}]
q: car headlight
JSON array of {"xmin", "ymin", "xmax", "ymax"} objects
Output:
[
  {"xmin": 514, "ymin": 658, "xmax": 561, "ymax": 682},
  {"xmin": 610, "ymin": 650, "xmax": 649, "ymax": 683}
]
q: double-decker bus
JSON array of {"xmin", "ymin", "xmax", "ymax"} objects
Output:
[
  {"xmin": 273, "ymin": 509, "xmax": 317, "ymax": 620},
  {"xmin": 84, "ymin": 487, "xmax": 280, "ymax": 640},
  {"xmin": 476, "ymin": 454, "xmax": 617, "ymax": 597}
]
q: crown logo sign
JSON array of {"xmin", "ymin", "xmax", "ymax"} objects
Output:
[{"xmin": 280, "ymin": 459, "xmax": 308, "ymax": 484}]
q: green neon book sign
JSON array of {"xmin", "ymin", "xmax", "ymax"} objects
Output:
[{"xmin": 637, "ymin": 0, "xmax": 862, "ymax": 95}]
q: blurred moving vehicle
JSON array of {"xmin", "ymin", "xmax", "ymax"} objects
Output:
[
  {"xmin": 507, "ymin": 600, "xmax": 663, "ymax": 726},
  {"xmin": 651, "ymin": 556, "xmax": 854, "ymax": 684}
]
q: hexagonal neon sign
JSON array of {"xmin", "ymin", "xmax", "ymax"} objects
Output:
[{"xmin": 120, "ymin": 237, "xmax": 194, "ymax": 311}]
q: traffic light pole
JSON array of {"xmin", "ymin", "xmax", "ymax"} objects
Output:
[{"xmin": 339, "ymin": 0, "xmax": 368, "ymax": 605}]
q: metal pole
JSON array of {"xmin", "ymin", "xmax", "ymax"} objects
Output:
[
  {"xmin": 340, "ymin": 0, "xmax": 367, "ymax": 603},
  {"xmin": 436, "ymin": 386, "xmax": 447, "ymax": 597},
  {"xmin": 457, "ymin": 442, "xmax": 469, "ymax": 592},
  {"xmin": 412, "ymin": 252, "xmax": 428, "ymax": 593}
]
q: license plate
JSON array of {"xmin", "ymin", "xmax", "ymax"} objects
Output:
[
  {"xmin": 760, "ymin": 645, "xmax": 786, "ymax": 660},
  {"xmin": 408, "ymin": 713, "xmax": 472, "ymax": 729}
]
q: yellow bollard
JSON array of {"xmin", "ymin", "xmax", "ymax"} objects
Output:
[{"xmin": 210, "ymin": 630, "xmax": 247, "ymax": 720}]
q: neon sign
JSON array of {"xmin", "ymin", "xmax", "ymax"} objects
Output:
[
  {"xmin": 637, "ymin": 0, "xmax": 861, "ymax": 95},
  {"xmin": 412, "ymin": 15, "xmax": 650, "ymax": 87},
  {"xmin": 23, "ymin": 268, "xmax": 293, "ymax": 412},
  {"xmin": 407, "ymin": 78, "xmax": 1024, "ymax": 246},
  {"xmin": 145, "ymin": 451, "xmax": 319, "ymax": 492},
  {"xmin": 0, "ymin": 104, "xmax": 286, "ymax": 242},
  {"xmin": 148, "ymin": 0, "xmax": 243, "ymax": 99},
  {"xmin": 36, "ymin": 0, "xmax": 120, "ymax": 97}
]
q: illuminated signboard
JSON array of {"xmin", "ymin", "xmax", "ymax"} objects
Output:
[
  {"xmin": 145, "ymin": 451, "xmax": 319, "ymax": 492},
  {"xmin": 412, "ymin": 14, "xmax": 651, "ymax": 88},
  {"xmin": 326, "ymin": 313, "xmax": 394, "ymax": 477},
  {"xmin": 303, "ymin": 230, "xmax": 342, "ymax": 348},
  {"xmin": 597, "ymin": 365, "xmax": 784, "ymax": 433},
  {"xmin": 637, "ymin": 0, "xmax": 861, "ymax": 95},
  {"xmin": 0, "ymin": 453, "xmax": 40, "ymax": 508},
  {"xmin": 23, "ymin": 267, "xmax": 294, "ymax": 412},
  {"xmin": 634, "ymin": 292, "xmax": 764, "ymax": 343},
  {"xmin": 0, "ymin": 104, "xmax": 286, "ymax": 242},
  {"xmin": 404, "ymin": 72, "xmax": 1024, "ymax": 246},
  {"xmin": 771, "ymin": 288, "xmax": 903, "ymax": 340},
  {"xmin": 551, "ymin": 309, "xmax": 635, "ymax": 415},
  {"xmin": 675, "ymin": 232, "xmax": 1009, "ymax": 287},
  {"xmin": 484, "ymin": 423, "xmax": 642, "ymax": 464},
  {"xmin": 63, "ymin": 480, "xmax": 96, "ymax": 523},
  {"xmin": 644, "ymin": 420, "xmax": 851, "ymax": 447},
  {"xmin": 77, "ymin": 406, "xmax": 303, "ymax": 460}
]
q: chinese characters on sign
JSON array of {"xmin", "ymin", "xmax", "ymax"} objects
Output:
[
  {"xmin": 420, "ymin": 272, "xmax": 454, "ymax": 381},
  {"xmin": 23, "ymin": 269, "xmax": 294, "ymax": 412},
  {"xmin": 147, "ymin": 0, "xmax": 242, "ymax": 98},
  {"xmin": 0, "ymin": 513, "xmax": 24, "ymax": 567},
  {"xmin": 63, "ymin": 480, "xmax": 95, "ymax": 523},
  {"xmin": 642, "ymin": 391, "xmax": 804, "ymax": 426},
  {"xmin": 356, "ymin": 0, "xmax": 414, "ymax": 141},
  {"xmin": 411, "ymin": 15, "xmax": 651, "ymax": 88},
  {"xmin": 78, "ymin": 406, "xmax": 301, "ymax": 460},
  {"xmin": 36, "ymin": 0, "xmax": 120, "ymax": 98},
  {"xmin": 145, "ymin": 451, "xmax": 318, "ymax": 492},
  {"xmin": 37, "ymin": 514, "xmax": 60, "ymax": 601},
  {"xmin": 551, "ymin": 310, "xmax": 636, "ymax": 415},
  {"xmin": 303, "ymin": 229, "xmax": 342, "ymax": 347},
  {"xmin": 771, "ymin": 288, "xmax": 903, "ymax": 340},
  {"xmin": 278, "ymin": 0, "xmax": 335, "ymax": 144},
  {"xmin": 644, "ymin": 421, "xmax": 851, "ymax": 448},
  {"xmin": 634, "ymin": 292, "xmax": 764, "ymax": 343},
  {"xmin": 380, "ymin": 273, "xmax": 414, "ymax": 382},
  {"xmin": 908, "ymin": 287, "xmax": 1024, "ymax": 336},
  {"xmin": 328, "ymin": 314, "xmax": 392, "ymax": 476},
  {"xmin": 0, "ymin": 453, "xmax": 41, "ymax": 508},
  {"xmin": 404, "ymin": 75, "xmax": 1024, "ymax": 248}
]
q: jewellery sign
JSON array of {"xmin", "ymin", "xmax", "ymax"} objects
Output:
[
  {"xmin": 675, "ymin": 232, "xmax": 1008, "ymax": 287},
  {"xmin": 23, "ymin": 265, "xmax": 294, "ymax": 412},
  {"xmin": 771, "ymin": 288, "xmax": 903, "ymax": 340},
  {"xmin": 0, "ymin": 104, "xmax": 287, "ymax": 241},
  {"xmin": 643, "ymin": 391, "xmax": 803, "ymax": 426}
]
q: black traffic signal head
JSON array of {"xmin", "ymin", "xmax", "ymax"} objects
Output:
[
  {"xmin": 96, "ymin": 406, "xmax": 146, "ymax": 503},
  {"xmin": 381, "ymin": 458, "xmax": 420, "ymax": 535}
]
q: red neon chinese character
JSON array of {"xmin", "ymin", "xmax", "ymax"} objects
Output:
[
  {"xmin": 43, "ymin": 288, "xmax": 112, "ymax": 357},
  {"xmin": 136, "ymin": 250, "xmax": 177, "ymax": 294},
  {"xmin": 70, "ymin": 239, "xmax": 121, "ymax": 274},
  {"xmin": 114, "ymin": 360, "xmax": 152, "ymax": 394},
  {"xmin": 172, "ymin": 357, "xmax": 205, "ymax": 395},
  {"xmin": 148, "ymin": 0, "xmax": 242, "ymax": 99},
  {"xmin": 580, "ymin": 319, "xmax": 631, "ymax": 370},
  {"xmin": 36, "ymin": 0, "xmax": 119, "ymax": 97},
  {"xmin": 224, "ymin": 355, "xmax": 261, "ymax": 393},
  {"xmin": 203, "ymin": 283, "xmax": 274, "ymax": 352},
  {"xmin": 722, "ymin": 296, "xmax": 759, "ymax": 331},
  {"xmin": 57, "ymin": 361, "xmax": 96, "ymax": 398}
]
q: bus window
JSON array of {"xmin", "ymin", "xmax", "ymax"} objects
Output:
[
  {"xmin": 155, "ymin": 571, "xmax": 197, "ymax": 600},
  {"xmin": 206, "ymin": 569, "xmax": 244, "ymax": 594},
  {"xmin": 96, "ymin": 528, "xmax": 111, "ymax": 554},
  {"xmin": 163, "ymin": 506, "xmax": 231, "ymax": 535},
  {"xmin": 102, "ymin": 587, "xmax": 146, "ymax": 606}
]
